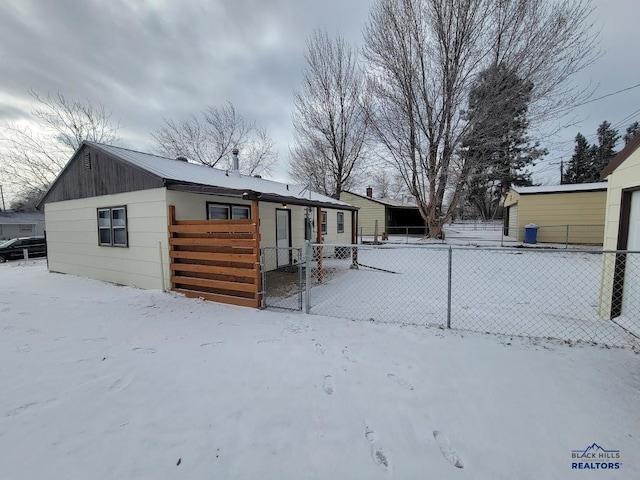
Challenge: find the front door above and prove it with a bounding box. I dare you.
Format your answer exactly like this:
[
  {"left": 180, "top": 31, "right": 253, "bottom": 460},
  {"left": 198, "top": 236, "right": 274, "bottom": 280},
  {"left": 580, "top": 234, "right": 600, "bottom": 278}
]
[
  {"left": 621, "top": 190, "right": 640, "bottom": 334},
  {"left": 276, "top": 209, "right": 291, "bottom": 267}
]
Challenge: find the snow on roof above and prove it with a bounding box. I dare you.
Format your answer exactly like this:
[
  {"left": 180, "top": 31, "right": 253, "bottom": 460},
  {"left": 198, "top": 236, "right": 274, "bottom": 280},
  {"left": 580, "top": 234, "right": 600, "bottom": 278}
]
[
  {"left": 513, "top": 182, "right": 607, "bottom": 194},
  {"left": 86, "top": 142, "right": 353, "bottom": 209}
]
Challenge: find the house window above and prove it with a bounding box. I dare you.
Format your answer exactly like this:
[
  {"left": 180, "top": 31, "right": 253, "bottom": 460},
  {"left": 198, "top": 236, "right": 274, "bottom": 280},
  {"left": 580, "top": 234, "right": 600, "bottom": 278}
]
[
  {"left": 337, "top": 212, "right": 344, "bottom": 233},
  {"left": 321, "top": 211, "right": 327, "bottom": 234},
  {"left": 207, "top": 202, "right": 251, "bottom": 220},
  {"left": 97, "top": 206, "right": 128, "bottom": 247}
]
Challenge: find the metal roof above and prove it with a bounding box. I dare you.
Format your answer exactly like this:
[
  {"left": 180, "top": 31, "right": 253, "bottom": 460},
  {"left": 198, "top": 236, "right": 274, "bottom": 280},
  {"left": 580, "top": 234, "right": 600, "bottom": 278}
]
[
  {"left": 512, "top": 182, "right": 607, "bottom": 194},
  {"left": 86, "top": 142, "right": 354, "bottom": 209}
]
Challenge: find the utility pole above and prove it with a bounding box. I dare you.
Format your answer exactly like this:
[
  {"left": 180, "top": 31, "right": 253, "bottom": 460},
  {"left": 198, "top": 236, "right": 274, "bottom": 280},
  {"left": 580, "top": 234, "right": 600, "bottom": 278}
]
[
  {"left": 559, "top": 159, "right": 563, "bottom": 184},
  {"left": 0, "top": 184, "right": 5, "bottom": 211}
]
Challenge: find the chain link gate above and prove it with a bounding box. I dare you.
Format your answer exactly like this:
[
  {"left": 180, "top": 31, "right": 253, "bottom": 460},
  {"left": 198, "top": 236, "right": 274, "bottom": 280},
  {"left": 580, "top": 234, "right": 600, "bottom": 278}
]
[{"left": 261, "top": 247, "right": 303, "bottom": 310}]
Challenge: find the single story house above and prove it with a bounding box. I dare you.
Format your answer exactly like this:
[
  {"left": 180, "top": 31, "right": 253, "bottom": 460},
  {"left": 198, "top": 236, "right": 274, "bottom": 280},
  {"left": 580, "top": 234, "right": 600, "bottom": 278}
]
[
  {"left": 598, "top": 133, "right": 640, "bottom": 335},
  {"left": 38, "top": 141, "right": 357, "bottom": 308},
  {"left": 503, "top": 183, "right": 607, "bottom": 244},
  {"left": 0, "top": 211, "right": 45, "bottom": 240},
  {"left": 340, "top": 188, "right": 424, "bottom": 238}
]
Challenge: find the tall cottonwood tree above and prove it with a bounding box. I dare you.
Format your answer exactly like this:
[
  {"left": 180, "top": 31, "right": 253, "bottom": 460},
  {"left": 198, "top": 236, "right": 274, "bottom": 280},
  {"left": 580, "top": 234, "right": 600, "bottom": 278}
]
[
  {"left": 153, "top": 102, "right": 277, "bottom": 176},
  {"left": 0, "top": 90, "right": 120, "bottom": 203},
  {"left": 290, "top": 30, "right": 370, "bottom": 199},
  {"left": 363, "top": 0, "right": 598, "bottom": 237}
]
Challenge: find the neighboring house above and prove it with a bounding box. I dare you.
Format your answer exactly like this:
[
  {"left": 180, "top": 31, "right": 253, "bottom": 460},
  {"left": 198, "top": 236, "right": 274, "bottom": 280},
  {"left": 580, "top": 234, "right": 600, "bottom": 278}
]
[
  {"left": 503, "top": 183, "right": 607, "bottom": 244},
  {"left": 38, "top": 141, "right": 357, "bottom": 308},
  {"left": 0, "top": 211, "right": 45, "bottom": 240},
  {"left": 598, "top": 134, "right": 640, "bottom": 335},
  {"left": 340, "top": 188, "right": 424, "bottom": 238}
]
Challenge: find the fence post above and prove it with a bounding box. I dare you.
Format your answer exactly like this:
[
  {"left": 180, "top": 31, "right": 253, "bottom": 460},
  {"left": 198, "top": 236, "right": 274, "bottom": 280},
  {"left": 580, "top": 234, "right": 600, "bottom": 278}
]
[
  {"left": 406, "top": 226, "right": 409, "bottom": 244},
  {"left": 447, "top": 246, "right": 452, "bottom": 329},
  {"left": 565, "top": 224, "right": 569, "bottom": 249},
  {"left": 260, "top": 249, "right": 266, "bottom": 308},
  {"left": 297, "top": 248, "right": 303, "bottom": 311},
  {"left": 305, "top": 241, "right": 311, "bottom": 314}
]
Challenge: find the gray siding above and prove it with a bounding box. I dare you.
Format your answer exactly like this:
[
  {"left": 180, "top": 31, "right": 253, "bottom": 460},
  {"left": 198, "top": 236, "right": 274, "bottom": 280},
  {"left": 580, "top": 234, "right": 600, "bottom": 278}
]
[{"left": 42, "top": 144, "right": 164, "bottom": 204}]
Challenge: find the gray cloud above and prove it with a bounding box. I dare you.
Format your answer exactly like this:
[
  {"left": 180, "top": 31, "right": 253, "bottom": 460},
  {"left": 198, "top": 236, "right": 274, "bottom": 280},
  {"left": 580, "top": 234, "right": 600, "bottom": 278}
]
[{"left": 1, "top": 0, "right": 638, "bottom": 186}]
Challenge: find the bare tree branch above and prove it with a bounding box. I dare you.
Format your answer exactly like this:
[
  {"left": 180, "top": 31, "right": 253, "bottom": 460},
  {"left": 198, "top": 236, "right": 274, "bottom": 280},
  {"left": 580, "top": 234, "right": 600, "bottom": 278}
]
[
  {"left": 0, "top": 90, "right": 120, "bottom": 202},
  {"left": 289, "top": 29, "right": 371, "bottom": 199},
  {"left": 152, "top": 101, "right": 277, "bottom": 175}
]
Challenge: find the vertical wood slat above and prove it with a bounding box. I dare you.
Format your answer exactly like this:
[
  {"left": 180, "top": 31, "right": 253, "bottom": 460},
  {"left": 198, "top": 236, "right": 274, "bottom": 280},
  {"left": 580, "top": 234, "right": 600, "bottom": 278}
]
[
  {"left": 167, "top": 204, "right": 261, "bottom": 308},
  {"left": 252, "top": 199, "right": 262, "bottom": 306}
]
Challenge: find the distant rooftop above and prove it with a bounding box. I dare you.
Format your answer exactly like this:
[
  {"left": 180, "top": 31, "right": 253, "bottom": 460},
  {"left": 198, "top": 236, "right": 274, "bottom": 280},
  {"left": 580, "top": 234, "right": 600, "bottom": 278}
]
[
  {"left": 513, "top": 182, "right": 607, "bottom": 194},
  {"left": 0, "top": 211, "right": 45, "bottom": 224}
]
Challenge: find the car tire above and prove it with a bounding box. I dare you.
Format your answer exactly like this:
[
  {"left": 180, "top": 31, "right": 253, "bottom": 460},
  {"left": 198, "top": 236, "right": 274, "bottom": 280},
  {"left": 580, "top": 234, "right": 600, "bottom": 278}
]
[{"left": 0, "top": 255, "right": 6, "bottom": 263}]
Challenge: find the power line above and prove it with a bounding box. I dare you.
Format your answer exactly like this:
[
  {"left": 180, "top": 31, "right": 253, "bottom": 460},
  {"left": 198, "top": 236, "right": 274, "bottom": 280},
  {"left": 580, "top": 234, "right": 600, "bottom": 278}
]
[{"left": 563, "top": 82, "right": 640, "bottom": 111}]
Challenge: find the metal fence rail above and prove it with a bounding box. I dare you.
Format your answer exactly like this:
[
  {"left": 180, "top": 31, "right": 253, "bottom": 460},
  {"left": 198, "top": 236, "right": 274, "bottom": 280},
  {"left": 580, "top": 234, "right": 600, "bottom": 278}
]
[
  {"left": 261, "top": 247, "right": 303, "bottom": 311},
  {"left": 301, "top": 243, "right": 639, "bottom": 348}
]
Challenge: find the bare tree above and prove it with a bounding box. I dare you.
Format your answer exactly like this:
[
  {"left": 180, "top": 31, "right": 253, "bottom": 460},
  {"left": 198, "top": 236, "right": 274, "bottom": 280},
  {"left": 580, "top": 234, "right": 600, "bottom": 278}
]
[
  {"left": 363, "top": 0, "right": 598, "bottom": 238},
  {"left": 290, "top": 30, "right": 370, "bottom": 199},
  {"left": 371, "top": 168, "right": 409, "bottom": 200},
  {"left": 0, "top": 90, "right": 120, "bottom": 200},
  {"left": 153, "top": 102, "right": 277, "bottom": 175}
]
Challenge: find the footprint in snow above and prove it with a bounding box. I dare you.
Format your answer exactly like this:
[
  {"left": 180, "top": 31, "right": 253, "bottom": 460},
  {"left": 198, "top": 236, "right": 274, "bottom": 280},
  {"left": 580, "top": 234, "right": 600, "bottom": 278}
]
[
  {"left": 315, "top": 342, "right": 325, "bottom": 355},
  {"left": 257, "top": 339, "right": 280, "bottom": 345},
  {"left": 342, "top": 347, "right": 356, "bottom": 363},
  {"left": 323, "top": 375, "right": 334, "bottom": 395},
  {"left": 200, "top": 342, "right": 225, "bottom": 348},
  {"left": 387, "top": 373, "right": 414, "bottom": 391},
  {"left": 433, "top": 430, "right": 464, "bottom": 468},
  {"left": 132, "top": 347, "right": 156, "bottom": 354},
  {"left": 364, "top": 422, "right": 390, "bottom": 472},
  {"left": 109, "top": 373, "right": 134, "bottom": 393},
  {"left": 17, "top": 344, "right": 31, "bottom": 353}
]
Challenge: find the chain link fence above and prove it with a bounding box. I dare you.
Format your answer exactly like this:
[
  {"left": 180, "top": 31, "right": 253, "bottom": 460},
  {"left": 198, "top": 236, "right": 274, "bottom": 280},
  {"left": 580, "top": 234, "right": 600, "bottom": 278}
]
[
  {"left": 535, "top": 224, "right": 605, "bottom": 247},
  {"left": 300, "top": 243, "right": 639, "bottom": 348},
  {"left": 261, "top": 247, "right": 303, "bottom": 311}
]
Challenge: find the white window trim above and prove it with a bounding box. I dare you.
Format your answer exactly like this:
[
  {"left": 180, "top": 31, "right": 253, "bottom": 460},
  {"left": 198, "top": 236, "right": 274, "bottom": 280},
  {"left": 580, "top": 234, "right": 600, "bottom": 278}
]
[{"left": 337, "top": 212, "right": 344, "bottom": 233}]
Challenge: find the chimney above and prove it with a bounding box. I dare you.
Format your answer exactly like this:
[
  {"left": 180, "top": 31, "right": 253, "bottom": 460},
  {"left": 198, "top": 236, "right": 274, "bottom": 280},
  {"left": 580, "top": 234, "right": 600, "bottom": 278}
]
[
  {"left": 232, "top": 148, "right": 239, "bottom": 171},
  {"left": 366, "top": 187, "right": 373, "bottom": 198},
  {"left": 175, "top": 156, "right": 188, "bottom": 162}
]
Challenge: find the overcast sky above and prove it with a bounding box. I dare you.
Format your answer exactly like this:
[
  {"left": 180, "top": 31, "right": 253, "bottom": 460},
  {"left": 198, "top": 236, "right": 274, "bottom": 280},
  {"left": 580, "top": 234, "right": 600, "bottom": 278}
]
[{"left": 1, "top": 0, "right": 639, "bottom": 196}]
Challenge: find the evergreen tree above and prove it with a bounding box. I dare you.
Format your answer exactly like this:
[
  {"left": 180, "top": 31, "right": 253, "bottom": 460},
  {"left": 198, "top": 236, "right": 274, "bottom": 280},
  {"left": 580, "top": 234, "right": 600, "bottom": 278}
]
[
  {"left": 562, "top": 133, "right": 591, "bottom": 184},
  {"left": 462, "top": 63, "right": 544, "bottom": 219},
  {"left": 589, "top": 120, "right": 620, "bottom": 180},
  {"left": 624, "top": 121, "right": 639, "bottom": 144}
]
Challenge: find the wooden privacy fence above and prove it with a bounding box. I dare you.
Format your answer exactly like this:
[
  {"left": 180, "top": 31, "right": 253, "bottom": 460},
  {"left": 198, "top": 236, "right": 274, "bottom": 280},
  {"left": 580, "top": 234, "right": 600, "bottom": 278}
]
[{"left": 168, "top": 205, "right": 261, "bottom": 308}]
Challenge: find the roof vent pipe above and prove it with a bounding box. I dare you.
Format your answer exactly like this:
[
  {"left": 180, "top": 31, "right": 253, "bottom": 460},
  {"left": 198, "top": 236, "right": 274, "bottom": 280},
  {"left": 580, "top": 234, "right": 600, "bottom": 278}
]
[{"left": 232, "top": 148, "right": 239, "bottom": 171}]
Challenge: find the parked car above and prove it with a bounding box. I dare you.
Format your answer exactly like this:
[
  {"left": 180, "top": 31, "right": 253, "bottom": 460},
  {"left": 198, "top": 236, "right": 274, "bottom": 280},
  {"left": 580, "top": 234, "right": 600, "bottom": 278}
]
[{"left": 0, "top": 236, "right": 47, "bottom": 262}]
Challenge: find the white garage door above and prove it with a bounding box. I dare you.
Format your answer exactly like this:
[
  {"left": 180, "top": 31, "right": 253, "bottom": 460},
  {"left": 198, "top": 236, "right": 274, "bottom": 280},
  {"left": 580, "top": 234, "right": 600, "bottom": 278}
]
[
  {"left": 621, "top": 190, "right": 640, "bottom": 335},
  {"left": 508, "top": 205, "right": 518, "bottom": 238}
]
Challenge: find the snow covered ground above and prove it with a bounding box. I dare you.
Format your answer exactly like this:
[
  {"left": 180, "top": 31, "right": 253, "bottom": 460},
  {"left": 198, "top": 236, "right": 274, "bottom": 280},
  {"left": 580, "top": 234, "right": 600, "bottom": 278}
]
[
  {"left": 307, "top": 246, "right": 638, "bottom": 347},
  {"left": 1, "top": 260, "right": 639, "bottom": 479}
]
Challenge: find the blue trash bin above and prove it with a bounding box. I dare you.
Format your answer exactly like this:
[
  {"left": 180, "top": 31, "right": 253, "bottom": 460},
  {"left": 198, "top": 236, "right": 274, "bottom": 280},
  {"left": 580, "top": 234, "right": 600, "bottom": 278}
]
[{"left": 524, "top": 223, "right": 539, "bottom": 244}]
